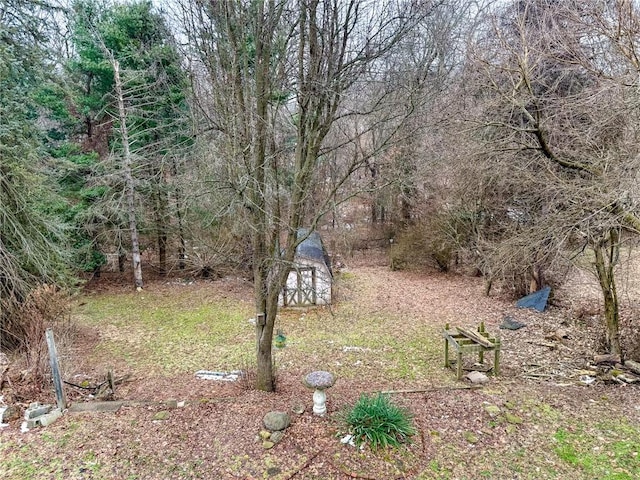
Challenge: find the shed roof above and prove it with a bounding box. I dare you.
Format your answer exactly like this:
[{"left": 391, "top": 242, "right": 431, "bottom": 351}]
[{"left": 296, "top": 229, "right": 332, "bottom": 274}]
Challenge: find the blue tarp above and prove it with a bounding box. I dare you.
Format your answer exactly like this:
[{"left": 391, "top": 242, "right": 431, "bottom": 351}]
[{"left": 516, "top": 286, "right": 551, "bottom": 312}]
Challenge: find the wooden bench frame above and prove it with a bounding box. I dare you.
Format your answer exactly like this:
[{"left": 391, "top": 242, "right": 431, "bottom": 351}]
[{"left": 443, "top": 323, "right": 501, "bottom": 380}]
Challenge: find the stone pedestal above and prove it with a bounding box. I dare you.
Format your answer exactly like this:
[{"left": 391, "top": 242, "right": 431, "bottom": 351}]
[
  {"left": 312, "top": 388, "right": 327, "bottom": 416},
  {"left": 303, "top": 371, "right": 335, "bottom": 417}
]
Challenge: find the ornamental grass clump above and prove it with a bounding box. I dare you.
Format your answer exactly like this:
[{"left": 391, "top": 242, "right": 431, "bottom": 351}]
[{"left": 343, "top": 393, "right": 416, "bottom": 449}]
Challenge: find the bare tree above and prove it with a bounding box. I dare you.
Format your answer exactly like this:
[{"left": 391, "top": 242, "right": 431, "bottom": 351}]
[
  {"left": 181, "top": 0, "right": 432, "bottom": 390},
  {"left": 462, "top": 0, "right": 640, "bottom": 356},
  {"left": 110, "top": 57, "right": 144, "bottom": 290}
]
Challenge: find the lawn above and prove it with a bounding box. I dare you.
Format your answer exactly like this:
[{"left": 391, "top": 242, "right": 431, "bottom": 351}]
[{"left": 1, "top": 266, "right": 639, "bottom": 479}]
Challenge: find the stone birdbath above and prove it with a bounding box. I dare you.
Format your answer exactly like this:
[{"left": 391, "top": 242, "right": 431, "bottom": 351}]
[{"left": 303, "top": 371, "right": 335, "bottom": 416}]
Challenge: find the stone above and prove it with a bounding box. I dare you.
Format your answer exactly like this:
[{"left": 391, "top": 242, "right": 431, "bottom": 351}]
[
  {"left": 26, "top": 418, "right": 40, "bottom": 429},
  {"left": 270, "top": 430, "right": 285, "bottom": 444},
  {"left": 24, "top": 403, "right": 52, "bottom": 420},
  {"left": 505, "top": 413, "right": 523, "bottom": 425},
  {"left": 68, "top": 401, "right": 123, "bottom": 413},
  {"left": 291, "top": 402, "right": 305, "bottom": 415},
  {"left": 39, "top": 408, "right": 62, "bottom": 427},
  {"left": 483, "top": 404, "right": 501, "bottom": 417},
  {"left": 153, "top": 410, "right": 170, "bottom": 421},
  {"left": 259, "top": 430, "right": 271, "bottom": 440},
  {"left": 466, "top": 371, "right": 489, "bottom": 384},
  {"left": 464, "top": 431, "right": 479, "bottom": 444},
  {"left": 263, "top": 411, "right": 290, "bottom": 431},
  {"left": 262, "top": 441, "right": 275, "bottom": 449},
  {"left": 0, "top": 405, "right": 20, "bottom": 422},
  {"left": 500, "top": 316, "right": 526, "bottom": 330}
]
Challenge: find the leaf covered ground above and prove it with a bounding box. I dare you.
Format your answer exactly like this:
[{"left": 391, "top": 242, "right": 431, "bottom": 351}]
[{"left": 1, "top": 252, "right": 639, "bottom": 479}]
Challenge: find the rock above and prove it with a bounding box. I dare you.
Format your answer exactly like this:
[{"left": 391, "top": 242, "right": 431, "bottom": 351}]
[
  {"left": 466, "top": 371, "right": 489, "bottom": 384},
  {"left": 291, "top": 402, "right": 305, "bottom": 415},
  {"left": 625, "top": 360, "right": 640, "bottom": 375},
  {"left": 263, "top": 411, "right": 290, "bottom": 431},
  {"left": 153, "top": 410, "right": 170, "bottom": 421},
  {"left": 464, "top": 431, "right": 479, "bottom": 444},
  {"left": 483, "top": 404, "right": 501, "bottom": 417},
  {"left": 0, "top": 405, "right": 20, "bottom": 422},
  {"left": 340, "top": 434, "right": 355, "bottom": 446},
  {"left": 500, "top": 316, "right": 526, "bottom": 330},
  {"left": 593, "top": 354, "right": 621, "bottom": 365},
  {"left": 259, "top": 430, "right": 271, "bottom": 440},
  {"left": 505, "top": 413, "right": 523, "bottom": 424},
  {"left": 270, "top": 430, "right": 285, "bottom": 444},
  {"left": 262, "top": 441, "right": 275, "bottom": 449}
]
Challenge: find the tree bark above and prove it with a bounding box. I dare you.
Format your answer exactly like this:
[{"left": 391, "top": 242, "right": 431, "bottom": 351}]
[
  {"left": 171, "top": 158, "right": 186, "bottom": 271},
  {"left": 593, "top": 230, "right": 621, "bottom": 356},
  {"left": 113, "top": 59, "right": 143, "bottom": 290},
  {"left": 253, "top": 0, "right": 276, "bottom": 392}
]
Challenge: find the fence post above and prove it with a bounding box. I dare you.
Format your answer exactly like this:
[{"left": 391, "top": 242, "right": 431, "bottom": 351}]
[{"left": 45, "top": 329, "right": 67, "bottom": 410}]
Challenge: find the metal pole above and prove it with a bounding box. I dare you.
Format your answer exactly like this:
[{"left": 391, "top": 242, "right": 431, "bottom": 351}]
[{"left": 45, "top": 329, "right": 67, "bottom": 410}]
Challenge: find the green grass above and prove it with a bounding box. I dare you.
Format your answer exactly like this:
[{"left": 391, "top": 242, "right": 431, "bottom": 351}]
[
  {"left": 553, "top": 423, "right": 640, "bottom": 480},
  {"left": 274, "top": 304, "right": 443, "bottom": 381},
  {"left": 75, "top": 292, "right": 253, "bottom": 374},
  {"left": 0, "top": 442, "right": 65, "bottom": 479}
]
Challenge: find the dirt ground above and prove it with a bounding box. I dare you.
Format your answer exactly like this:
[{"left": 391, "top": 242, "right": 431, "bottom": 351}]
[{"left": 1, "top": 250, "right": 639, "bottom": 479}]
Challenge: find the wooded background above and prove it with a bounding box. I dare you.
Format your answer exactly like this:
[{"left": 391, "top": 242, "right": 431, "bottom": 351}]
[{"left": 3, "top": 0, "right": 640, "bottom": 390}]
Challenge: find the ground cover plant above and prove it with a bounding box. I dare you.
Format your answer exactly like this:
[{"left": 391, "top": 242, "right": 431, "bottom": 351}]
[
  {"left": 1, "top": 260, "right": 639, "bottom": 479},
  {"left": 342, "top": 392, "right": 416, "bottom": 449}
]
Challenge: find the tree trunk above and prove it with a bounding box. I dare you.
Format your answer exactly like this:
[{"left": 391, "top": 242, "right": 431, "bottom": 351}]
[
  {"left": 593, "top": 230, "right": 621, "bottom": 356},
  {"left": 113, "top": 59, "right": 143, "bottom": 290},
  {"left": 171, "top": 158, "right": 186, "bottom": 271},
  {"left": 255, "top": 293, "right": 277, "bottom": 392},
  {"left": 118, "top": 247, "right": 126, "bottom": 273},
  {"left": 253, "top": 0, "right": 275, "bottom": 392},
  {"left": 152, "top": 178, "right": 168, "bottom": 276}
]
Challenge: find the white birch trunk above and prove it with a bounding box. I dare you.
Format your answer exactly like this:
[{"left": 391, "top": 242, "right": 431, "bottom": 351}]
[{"left": 113, "top": 60, "right": 143, "bottom": 290}]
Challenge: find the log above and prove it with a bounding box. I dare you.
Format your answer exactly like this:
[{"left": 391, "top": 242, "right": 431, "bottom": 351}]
[
  {"left": 527, "top": 340, "right": 557, "bottom": 349},
  {"left": 456, "top": 327, "right": 494, "bottom": 348},
  {"left": 593, "top": 354, "right": 621, "bottom": 365},
  {"left": 379, "top": 385, "right": 482, "bottom": 394},
  {"left": 107, "top": 370, "right": 116, "bottom": 396},
  {"left": 625, "top": 360, "right": 640, "bottom": 375}
]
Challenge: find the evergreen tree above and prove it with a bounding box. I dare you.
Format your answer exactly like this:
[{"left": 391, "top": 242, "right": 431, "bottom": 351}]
[
  {"left": 68, "top": 0, "right": 192, "bottom": 283},
  {"left": 0, "top": 0, "right": 73, "bottom": 348}
]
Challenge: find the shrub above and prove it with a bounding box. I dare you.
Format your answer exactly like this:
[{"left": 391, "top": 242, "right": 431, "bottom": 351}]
[
  {"left": 342, "top": 393, "right": 416, "bottom": 449},
  {"left": 8, "top": 285, "right": 74, "bottom": 389}
]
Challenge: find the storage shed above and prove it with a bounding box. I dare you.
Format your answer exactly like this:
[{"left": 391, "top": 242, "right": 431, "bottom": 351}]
[{"left": 280, "top": 229, "right": 333, "bottom": 306}]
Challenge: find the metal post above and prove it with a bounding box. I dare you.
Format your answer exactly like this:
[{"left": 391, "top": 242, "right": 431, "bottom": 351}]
[{"left": 45, "top": 329, "right": 67, "bottom": 410}]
